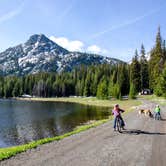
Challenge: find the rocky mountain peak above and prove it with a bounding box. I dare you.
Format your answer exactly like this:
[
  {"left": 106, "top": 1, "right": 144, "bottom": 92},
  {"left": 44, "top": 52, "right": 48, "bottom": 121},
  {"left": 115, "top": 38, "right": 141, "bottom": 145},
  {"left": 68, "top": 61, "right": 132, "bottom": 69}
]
[{"left": 25, "top": 34, "right": 49, "bottom": 45}]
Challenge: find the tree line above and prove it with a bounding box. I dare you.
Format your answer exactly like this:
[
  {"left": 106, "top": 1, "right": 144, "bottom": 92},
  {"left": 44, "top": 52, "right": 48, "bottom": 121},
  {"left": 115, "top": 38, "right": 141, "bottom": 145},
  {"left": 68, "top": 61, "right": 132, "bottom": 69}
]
[
  {"left": 0, "top": 27, "right": 166, "bottom": 99},
  {"left": 0, "top": 63, "right": 129, "bottom": 99},
  {"left": 130, "top": 27, "right": 166, "bottom": 98}
]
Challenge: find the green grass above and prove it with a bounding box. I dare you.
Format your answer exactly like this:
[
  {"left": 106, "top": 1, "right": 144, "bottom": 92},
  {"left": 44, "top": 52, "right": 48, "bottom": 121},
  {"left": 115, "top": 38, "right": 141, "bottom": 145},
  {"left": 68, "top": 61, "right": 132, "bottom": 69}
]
[
  {"left": 0, "top": 97, "right": 141, "bottom": 161},
  {"left": 138, "top": 95, "right": 166, "bottom": 106}
]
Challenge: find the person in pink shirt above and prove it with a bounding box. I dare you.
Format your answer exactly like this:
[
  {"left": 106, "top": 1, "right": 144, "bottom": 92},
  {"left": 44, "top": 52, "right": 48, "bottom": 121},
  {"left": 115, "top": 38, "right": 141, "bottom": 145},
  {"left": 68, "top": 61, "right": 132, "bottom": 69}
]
[{"left": 112, "top": 104, "right": 125, "bottom": 131}]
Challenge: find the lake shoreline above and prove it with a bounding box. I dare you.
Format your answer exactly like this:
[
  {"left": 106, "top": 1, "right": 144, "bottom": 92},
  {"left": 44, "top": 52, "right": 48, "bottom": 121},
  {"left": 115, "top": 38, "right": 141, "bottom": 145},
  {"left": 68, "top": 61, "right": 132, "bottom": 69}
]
[{"left": 15, "top": 97, "right": 141, "bottom": 110}]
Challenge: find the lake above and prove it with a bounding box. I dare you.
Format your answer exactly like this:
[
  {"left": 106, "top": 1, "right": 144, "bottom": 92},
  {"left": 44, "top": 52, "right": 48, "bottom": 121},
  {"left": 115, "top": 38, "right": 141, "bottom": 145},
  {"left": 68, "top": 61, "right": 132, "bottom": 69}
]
[{"left": 0, "top": 99, "right": 110, "bottom": 148}]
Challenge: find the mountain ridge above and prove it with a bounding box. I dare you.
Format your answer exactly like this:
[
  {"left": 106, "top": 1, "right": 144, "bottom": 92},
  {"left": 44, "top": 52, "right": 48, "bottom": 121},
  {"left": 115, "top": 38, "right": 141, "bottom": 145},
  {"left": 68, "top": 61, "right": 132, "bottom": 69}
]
[{"left": 0, "top": 34, "right": 124, "bottom": 76}]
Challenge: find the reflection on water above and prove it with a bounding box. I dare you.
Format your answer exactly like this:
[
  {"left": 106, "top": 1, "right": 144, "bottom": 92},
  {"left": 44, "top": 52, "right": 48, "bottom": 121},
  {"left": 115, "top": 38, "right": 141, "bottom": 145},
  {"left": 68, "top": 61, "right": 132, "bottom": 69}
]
[{"left": 0, "top": 99, "right": 110, "bottom": 147}]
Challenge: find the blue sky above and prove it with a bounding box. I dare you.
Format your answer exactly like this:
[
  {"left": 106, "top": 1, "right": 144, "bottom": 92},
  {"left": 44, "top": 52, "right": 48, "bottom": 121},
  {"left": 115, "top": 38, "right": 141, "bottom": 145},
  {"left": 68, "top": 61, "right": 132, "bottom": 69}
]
[{"left": 0, "top": 0, "right": 166, "bottom": 61}]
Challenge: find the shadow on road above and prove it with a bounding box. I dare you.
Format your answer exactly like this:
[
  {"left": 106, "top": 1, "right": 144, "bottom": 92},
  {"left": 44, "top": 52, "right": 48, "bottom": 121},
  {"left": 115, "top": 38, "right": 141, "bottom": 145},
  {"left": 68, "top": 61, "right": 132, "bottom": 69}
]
[
  {"left": 161, "top": 118, "right": 166, "bottom": 121},
  {"left": 122, "top": 129, "right": 166, "bottom": 135}
]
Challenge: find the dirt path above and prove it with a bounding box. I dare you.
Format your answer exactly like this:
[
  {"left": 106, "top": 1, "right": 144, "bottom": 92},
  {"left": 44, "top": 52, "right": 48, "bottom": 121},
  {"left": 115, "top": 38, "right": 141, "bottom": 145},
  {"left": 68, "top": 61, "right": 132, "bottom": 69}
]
[{"left": 1, "top": 100, "right": 166, "bottom": 166}]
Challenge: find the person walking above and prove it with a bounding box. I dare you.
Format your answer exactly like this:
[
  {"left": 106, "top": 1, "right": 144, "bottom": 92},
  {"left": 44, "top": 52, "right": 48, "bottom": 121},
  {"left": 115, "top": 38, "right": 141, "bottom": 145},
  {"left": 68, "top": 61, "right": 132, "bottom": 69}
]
[{"left": 154, "top": 105, "right": 161, "bottom": 120}]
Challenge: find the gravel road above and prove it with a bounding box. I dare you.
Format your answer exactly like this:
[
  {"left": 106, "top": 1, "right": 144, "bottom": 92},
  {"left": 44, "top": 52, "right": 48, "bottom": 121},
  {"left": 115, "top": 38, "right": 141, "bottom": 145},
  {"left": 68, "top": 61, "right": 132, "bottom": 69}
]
[{"left": 1, "top": 100, "right": 166, "bottom": 166}]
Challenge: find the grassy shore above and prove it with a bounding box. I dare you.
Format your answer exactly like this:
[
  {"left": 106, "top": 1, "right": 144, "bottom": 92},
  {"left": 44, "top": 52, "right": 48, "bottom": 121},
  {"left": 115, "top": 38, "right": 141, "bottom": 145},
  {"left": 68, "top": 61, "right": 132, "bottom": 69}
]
[
  {"left": 17, "top": 97, "right": 141, "bottom": 110},
  {"left": 138, "top": 95, "right": 166, "bottom": 106},
  {"left": 0, "top": 97, "right": 141, "bottom": 161}
]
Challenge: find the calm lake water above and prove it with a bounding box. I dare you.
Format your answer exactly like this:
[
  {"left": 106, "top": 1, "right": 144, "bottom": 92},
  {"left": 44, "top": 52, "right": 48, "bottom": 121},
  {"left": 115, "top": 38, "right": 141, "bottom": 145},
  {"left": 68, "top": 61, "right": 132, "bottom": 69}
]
[{"left": 0, "top": 99, "right": 110, "bottom": 148}]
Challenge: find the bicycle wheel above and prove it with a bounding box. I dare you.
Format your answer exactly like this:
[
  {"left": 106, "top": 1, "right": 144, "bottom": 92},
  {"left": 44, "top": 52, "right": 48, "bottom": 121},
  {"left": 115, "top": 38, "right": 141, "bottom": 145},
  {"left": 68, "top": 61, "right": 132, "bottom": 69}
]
[{"left": 116, "top": 118, "right": 122, "bottom": 133}]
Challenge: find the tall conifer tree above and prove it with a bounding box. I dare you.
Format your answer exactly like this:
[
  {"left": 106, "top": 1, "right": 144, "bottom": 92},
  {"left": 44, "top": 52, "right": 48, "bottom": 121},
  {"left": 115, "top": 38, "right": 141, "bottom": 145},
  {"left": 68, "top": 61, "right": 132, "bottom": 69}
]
[
  {"left": 149, "top": 27, "right": 163, "bottom": 90},
  {"left": 130, "top": 49, "right": 141, "bottom": 93},
  {"left": 140, "top": 44, "right": 149, "bottom": 90}
]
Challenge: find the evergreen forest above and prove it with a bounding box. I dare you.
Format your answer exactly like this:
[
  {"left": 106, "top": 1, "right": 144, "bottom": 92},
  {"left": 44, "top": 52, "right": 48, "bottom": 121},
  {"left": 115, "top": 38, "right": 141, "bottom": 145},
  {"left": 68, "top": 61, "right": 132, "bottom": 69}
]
[{"left": 0, "top": 27, "right": 166, "bottom": 99}]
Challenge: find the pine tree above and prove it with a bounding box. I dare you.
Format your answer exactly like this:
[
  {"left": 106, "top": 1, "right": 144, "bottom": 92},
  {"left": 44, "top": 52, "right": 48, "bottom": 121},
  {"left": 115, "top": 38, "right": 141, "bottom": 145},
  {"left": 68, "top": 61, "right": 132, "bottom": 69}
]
[
  {"left": 149, "top": 27, "right": 163, "bottom": 90},
  {"left": 12, "top": 79, "right": 23, "bottom": 97},
  {"left": 33, "top": 79, "right": 47, "bottom": 97},
  {"left": 162, "top": 40, "right": 166, "bottom": 57},
  {"left": 117, "top": 64, "right": 130, "bottom": 95},
  {"left": 112, "top": 83, "right": 121, "bottom": 99},
  {"left": 83, "top": 71, "right": 91, "bottom": 96},
  {"left": 46, "top": 77, "right": 53, "bottom": 97},
  {"left": 140, "top": 44, "right": 149, "bottom": 90},
  {"left": 129, "top": 82, "right": 136, "bottom": 99},
  {"left": 157, "top": 64, "right": 166, "bottom": 97},
  {"left": 90, "top": 71, "right": 98, "bottom": 96},
  {"left": 96, "top": 79, "right": 108, "bottom": 99},
  {"left": 4, "top": 77, "right": 15, "bottom": 97},
  {"left": 130, "top": 49, "right": 141, "bottom": 93},
  {"left": 12, "top": 81, "right": 20, "bottom": 97},
  {"left": 75, "top": 80, "right": 82, "bottom": 96},
  {"left": 108, "top": 77, "right": 114, "bottom": 98},
  {"left": 0, "top": 77, "right": 4, "bottom": 97}
]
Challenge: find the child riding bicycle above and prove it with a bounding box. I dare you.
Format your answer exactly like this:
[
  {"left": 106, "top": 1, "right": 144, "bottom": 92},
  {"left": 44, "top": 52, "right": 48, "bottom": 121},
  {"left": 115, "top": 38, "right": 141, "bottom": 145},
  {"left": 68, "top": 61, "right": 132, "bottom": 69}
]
[{"left": 112, "top": 104, "right": 125, "bottom": 131}]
